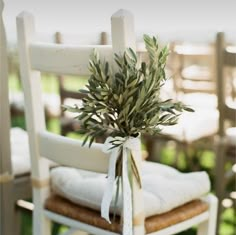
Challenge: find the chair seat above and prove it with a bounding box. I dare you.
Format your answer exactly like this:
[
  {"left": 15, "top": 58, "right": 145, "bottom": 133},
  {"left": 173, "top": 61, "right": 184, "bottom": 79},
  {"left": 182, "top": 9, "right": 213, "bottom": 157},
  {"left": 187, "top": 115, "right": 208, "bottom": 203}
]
[
  {"left": 161, "top": 108, "right": 219, "bottom": 143},
  {"left": 45, "top": 194, "right": 208, "bottom": 233},
  {"left": 50, "top": 161, "right": 210, "bottom": 217}
]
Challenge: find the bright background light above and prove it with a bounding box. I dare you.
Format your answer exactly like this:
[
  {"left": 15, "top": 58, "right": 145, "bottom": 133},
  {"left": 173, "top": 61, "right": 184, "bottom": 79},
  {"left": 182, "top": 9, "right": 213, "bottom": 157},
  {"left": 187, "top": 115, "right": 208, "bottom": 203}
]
[{"left": 3, "top": 0, "right": 236, "bottom": 45}]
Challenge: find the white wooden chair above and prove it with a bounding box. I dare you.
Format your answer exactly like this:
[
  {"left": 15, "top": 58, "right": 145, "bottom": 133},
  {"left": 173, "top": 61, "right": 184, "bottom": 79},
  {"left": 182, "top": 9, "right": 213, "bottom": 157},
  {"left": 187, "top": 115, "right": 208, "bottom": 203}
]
[
  {"left": 17, "top": 9, "right": 218, "bottom": 235},
  {"left": 215, "top": 32, "right": 236, "bottom": 228},
  {"left": 0, "top": 1, "right": 32, "bottom": 235}
]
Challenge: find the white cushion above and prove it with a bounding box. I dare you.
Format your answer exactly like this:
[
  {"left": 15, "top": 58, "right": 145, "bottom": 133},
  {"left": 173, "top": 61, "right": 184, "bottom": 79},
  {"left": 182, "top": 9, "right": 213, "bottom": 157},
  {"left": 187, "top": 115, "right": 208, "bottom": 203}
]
[
  {"left": 11, "top": 128, "right": 57, "bottom": 176},
  {"left": 161, "top": 108, "right": 219, "bottom": 143},
  {"left": 11, "top": 127, "right": 31, "bottom": 176},
  {"left": 51, "top": 161, "right": 210, "bottom": 217},
  {"left": 180, "top": 93, "right": 217, "bottom": 109}
]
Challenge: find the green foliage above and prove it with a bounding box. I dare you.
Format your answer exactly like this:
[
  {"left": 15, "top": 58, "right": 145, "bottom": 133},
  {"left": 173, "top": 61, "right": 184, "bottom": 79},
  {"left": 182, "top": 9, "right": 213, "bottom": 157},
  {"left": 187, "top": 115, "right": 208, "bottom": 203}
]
[{"left": 64, "top": 35, "right": 193, "bottom": 147}]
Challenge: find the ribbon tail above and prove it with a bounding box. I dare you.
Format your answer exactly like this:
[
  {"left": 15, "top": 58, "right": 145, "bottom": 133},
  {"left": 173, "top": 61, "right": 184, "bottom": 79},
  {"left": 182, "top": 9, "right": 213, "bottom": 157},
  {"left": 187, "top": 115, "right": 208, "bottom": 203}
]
[
  {"left": 101, "top": 148, "right": 119, "bottom": 223},
  {"left": 122, "top": 147, "right": 133, "bottom": 235}
]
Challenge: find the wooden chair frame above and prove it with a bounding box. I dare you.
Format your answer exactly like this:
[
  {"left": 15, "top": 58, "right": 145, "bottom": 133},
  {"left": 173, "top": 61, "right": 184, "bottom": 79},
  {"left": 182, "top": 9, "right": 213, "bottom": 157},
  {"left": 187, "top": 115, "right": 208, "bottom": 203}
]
[
  {"left": 215, "top": 32, "right": 236, "bottom": 228},
  {"left": 17, "top": 9, "right": 217, "bottom": 235},
  {"left": 0, "top": 2, "right": 31, "bottom": 235}
]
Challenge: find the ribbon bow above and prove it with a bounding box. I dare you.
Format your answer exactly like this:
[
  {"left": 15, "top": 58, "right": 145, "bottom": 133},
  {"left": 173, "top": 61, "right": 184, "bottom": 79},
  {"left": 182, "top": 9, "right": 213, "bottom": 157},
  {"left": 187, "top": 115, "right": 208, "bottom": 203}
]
[{"left": 102, "top": 136, "right": 142, "bottom": 235}]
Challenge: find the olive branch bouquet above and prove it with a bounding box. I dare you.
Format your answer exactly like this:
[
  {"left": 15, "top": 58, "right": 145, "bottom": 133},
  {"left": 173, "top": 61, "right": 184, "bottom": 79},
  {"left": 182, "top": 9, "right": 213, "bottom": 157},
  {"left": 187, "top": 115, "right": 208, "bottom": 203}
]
[
  {"left": 64, "top": 35, "right": 193, "bottom": 209},
  {"left": 64, "top": 35, "right": 193, "bottom": 145}
]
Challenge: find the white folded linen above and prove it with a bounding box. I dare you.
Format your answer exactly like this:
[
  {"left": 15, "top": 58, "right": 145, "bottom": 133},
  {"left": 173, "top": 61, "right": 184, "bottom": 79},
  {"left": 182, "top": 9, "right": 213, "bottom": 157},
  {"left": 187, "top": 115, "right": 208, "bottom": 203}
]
[
  {"left": 51, "top": 161, "right": 210, "bottom": 217},
  {"left": 10, "top": 127, "right": 56, "bottom": 176}
]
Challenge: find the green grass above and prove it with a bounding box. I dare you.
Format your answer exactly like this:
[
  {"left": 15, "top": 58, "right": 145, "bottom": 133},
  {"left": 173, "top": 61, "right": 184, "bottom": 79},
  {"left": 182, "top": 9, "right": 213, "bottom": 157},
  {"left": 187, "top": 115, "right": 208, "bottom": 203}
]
[
  {"left": 9, "top": 73, "right": 88, "bottom": 94},
  {"left": 9, "top": 74, "right": 236, "bottom": 235},
  {"left": 220, "top": 209, "right": 236, "bottom": 235}
]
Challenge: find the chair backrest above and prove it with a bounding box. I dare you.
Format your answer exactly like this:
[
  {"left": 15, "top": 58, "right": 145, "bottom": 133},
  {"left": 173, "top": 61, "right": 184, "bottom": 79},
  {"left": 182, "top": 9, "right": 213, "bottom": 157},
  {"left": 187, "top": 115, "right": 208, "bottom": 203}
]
[
  {"left": 172, "top": 41, "right": 216, "bottom": 95},
  {"left": 216, "top": 32, "right": 236, "bottom": 136},
  {"left": 17, "top": 9, "right": 145, "bottom": 234},
  {"left": 17, "top": 11, "right": 113, "bottom": 178}
]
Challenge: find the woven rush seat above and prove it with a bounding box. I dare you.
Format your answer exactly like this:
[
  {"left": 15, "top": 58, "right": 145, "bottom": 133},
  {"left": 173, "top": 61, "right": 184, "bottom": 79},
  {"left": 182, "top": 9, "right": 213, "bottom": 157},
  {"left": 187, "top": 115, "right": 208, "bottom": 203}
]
[
  {"left": 45, "top": 194, "right": 208, "bottom": 233},
  {"left": 50, "top": 162, "right": 210, "bottom": 216}
]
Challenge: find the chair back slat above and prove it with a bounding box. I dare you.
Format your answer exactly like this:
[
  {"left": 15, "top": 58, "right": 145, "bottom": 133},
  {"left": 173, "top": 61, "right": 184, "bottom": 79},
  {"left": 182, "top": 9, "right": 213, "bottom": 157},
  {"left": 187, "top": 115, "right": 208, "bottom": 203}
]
[
  {"left": 30, "top": 42, "right": 112, "bottom": 76},
  {"left": 38, "top": 131, "right": 109, "bottom": 173}
]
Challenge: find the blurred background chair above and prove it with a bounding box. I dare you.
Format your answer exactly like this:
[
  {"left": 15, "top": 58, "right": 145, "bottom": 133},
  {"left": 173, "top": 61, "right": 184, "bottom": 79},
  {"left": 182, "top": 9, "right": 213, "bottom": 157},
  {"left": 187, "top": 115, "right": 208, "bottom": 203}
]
[
  {"left": 143, "top": 41, "right": 219, "bottom": 171},
  {"left": 172, "top": 42, "right": 216, "bottom": 96},
  {"left": 215, "top": 32, "right": 236, "bottom": 230},
  {"left": 0, "top": 2, "right": 31, "bottom": 235},
  {"left": 54, "top": 31, "right": 109, "bottom": 136},
  {"left": 8, "top": 48, "right": 61, "bottom": 124}
]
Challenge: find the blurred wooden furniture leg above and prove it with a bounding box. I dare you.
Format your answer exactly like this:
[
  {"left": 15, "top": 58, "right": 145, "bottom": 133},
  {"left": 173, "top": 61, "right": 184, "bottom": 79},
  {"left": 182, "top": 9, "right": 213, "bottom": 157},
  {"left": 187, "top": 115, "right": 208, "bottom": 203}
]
[
  {"left": 0, "top": 2, "right": 15, "bottom": 234},
  {"left": 215, "top": 32, "right": 236, "bottom": 233},
  {"left": 0, "top": 1, "right": 32, "bottom": 235}
]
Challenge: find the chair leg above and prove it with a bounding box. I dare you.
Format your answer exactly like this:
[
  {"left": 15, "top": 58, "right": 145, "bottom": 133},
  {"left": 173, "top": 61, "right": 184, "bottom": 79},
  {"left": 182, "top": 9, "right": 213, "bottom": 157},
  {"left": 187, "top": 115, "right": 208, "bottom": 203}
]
[
  {"left": 33, "top": 208, "right": 51, "bottom": 235},
  {"left": 214, "top": 137, "right": 227, "bottom": 231},
  {"left": 197, "top": 194, "right": 218, "bottom": 235},
  {"left": 33, "top": 189, "right": 51, "bottom": 235},
  {"left": 14, "top": 207, "right": 22, "bottom": 235},
  {"left": 0, "top": 183, "right": 15, "bottom": 235},
  {"left": 145, "top": 137, "right": 156, "bottom": 161}
]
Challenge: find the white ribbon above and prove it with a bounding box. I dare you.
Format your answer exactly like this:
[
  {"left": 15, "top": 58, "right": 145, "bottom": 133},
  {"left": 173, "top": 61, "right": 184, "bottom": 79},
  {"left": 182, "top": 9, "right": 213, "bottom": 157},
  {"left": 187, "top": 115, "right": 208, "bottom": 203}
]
[{"left": 102, "top": 136, "right": 141, "bottom": 235}]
